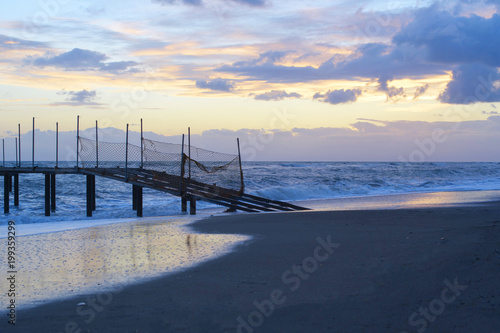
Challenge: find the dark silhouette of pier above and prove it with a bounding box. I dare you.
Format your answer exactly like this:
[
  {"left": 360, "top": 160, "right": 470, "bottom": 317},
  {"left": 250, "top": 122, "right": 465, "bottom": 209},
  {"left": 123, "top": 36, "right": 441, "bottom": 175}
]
[{"left": 1, "top": 117, "right": 308, "bottom": 217}]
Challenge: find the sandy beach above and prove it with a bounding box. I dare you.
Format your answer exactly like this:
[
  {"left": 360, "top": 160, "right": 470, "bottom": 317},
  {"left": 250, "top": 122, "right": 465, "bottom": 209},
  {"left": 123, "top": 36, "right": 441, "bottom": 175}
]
[{"left": 4, "top": 197, "right": 500, "bottom": 332}]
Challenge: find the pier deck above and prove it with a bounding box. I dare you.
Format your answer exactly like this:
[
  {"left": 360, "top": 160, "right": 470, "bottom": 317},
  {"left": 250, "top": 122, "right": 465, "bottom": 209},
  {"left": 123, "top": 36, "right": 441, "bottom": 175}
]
[{"left": 1, "top": 117, "right": 308, "bottom": 218}]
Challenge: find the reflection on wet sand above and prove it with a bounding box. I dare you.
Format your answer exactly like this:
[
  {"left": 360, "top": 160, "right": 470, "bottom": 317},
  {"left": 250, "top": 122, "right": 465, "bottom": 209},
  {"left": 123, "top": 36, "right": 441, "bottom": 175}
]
[{"left": 4, "top": 218, "right": 249, "bottom": 311}]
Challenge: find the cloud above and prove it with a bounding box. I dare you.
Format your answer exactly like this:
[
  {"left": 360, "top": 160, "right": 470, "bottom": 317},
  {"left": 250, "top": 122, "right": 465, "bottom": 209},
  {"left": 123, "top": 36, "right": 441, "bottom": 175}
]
[
  {"left": 54, "top": 89, "right": 102, "bottom": 106},
  {"left": 482, "top": 110, "right": 499, "bottom": 115},
  {"left": 27, "top": 48, "right": 139, "bottom": 73},
  {"left": 0, "top": 34, "right": 46, "bottom": 50},
  {"left": 377, "top": 77, "right": 406, "bottom": 103},
  {"left": 216, "top": 5, "right": 500, "bottom": 104},
  {"left": 232, "top": 51, "right": 290, "bottom": 68},
  {"left": 254, "top": 90, "right": 301, "bottom": 101},
  {"left": 152, "top": 0, "right": 265, "bottom": 6},
  {"left": 438, "top": 63, "right": 500, "bottom": 104},
  {"left": 196, "top": 117, "right": 500, "bottom": 161},
  {"left": 231, "top": 0, "right": 266, "bottom": 6},
  {"left": 393, "top": 7, "right": 500, "bottom": 67},
  {"left": 313, "top": 89, "right": 362, "bottom": 105},
  {"left": 101, "top": 61, "right": 141, "bottom": 73},
  {"left": 152, "top": 0, "right": 202, "bottom": 5},
  {"left": 413, "top": 84, "right": 430, "bottom": 100},
  {"left": 196, "top": 78, "right": 235, "bottom": 92},
  {"left": 218, "top": 41, "right": 443, "bottom": 84}
]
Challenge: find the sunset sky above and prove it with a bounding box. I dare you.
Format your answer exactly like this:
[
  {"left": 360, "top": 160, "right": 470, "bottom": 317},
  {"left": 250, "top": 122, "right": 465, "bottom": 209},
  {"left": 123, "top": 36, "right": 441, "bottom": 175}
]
[{"left": 1, "top": 0, "right": 500, "bottom": 161}]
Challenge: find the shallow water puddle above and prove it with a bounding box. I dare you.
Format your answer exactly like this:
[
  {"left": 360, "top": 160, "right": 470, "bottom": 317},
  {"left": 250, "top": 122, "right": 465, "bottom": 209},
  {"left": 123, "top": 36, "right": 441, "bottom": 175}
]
[{"left": 0, "top": 217, "right": 250, "bottom": 312}]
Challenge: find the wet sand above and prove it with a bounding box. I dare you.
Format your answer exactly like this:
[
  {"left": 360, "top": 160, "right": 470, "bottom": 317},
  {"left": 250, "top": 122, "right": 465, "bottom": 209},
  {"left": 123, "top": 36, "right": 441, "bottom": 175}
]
[{"left": 4, "top": 201, "right": 500, "bottom": 332}]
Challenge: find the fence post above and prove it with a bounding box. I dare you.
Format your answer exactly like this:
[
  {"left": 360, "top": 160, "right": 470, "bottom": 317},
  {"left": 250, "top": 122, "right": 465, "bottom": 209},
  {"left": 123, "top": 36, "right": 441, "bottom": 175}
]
[
  {"left": 180, "top": 134, "right": 185, "bottom": 196},
  {"left": 76, "top": 115, "right": 80, "bottom": 168},
  {"left": 15, "top": 138, "right": 18, "bottom": 167},
  {"left": 2, "top": 139, "right": 4, "bottom": 168},
  {"left": 96, "top": 120, "right": 99, "bottom": 168},
  {"left": 32, "top": 117, "right": 35, "bottom": 169},
  {"left": 44, "top": 173, "right": 50, "bottom": 216},
  {"left": 18, "top": 124, "right": 21, "bottom": 167},
  {"left": 140, "top": 118, "right": 144, "bottom": 169},
  {"left": 188, "top": 127, "right": 191, "bottom": 179},
  {"left": 56, "top": 122, "right": 59, "bottom": 168},
  {"left": 125, "top": 123, "right": 129, "bottom": 181},
  {"left": 237, "top": 138, "right": 244, "bottom": 193}
]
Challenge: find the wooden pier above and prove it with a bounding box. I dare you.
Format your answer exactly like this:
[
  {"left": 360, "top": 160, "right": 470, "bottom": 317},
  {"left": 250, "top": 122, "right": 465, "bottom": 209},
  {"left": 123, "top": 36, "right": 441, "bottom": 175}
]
[{"left": 0, "top": 118, "right": 308, "bottom": 218}]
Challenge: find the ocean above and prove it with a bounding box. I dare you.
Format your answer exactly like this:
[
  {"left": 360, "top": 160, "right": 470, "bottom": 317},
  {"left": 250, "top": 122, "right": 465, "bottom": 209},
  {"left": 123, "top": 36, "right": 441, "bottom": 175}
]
[{"left": 1, "top": 161, "right": 500, "bottom": 232}]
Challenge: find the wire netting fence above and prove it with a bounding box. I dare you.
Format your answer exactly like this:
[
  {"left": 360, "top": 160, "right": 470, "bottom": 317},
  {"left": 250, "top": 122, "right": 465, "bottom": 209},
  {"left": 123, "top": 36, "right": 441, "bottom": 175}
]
[{"left": 78, "top": 136, "right": 243, "bottom": 193}]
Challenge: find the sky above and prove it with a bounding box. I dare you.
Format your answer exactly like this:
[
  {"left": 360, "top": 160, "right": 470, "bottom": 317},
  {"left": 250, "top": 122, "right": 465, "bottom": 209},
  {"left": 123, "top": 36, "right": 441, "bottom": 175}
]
[{"left": 1, "top": 0, "right": 500, "bottom": 161}]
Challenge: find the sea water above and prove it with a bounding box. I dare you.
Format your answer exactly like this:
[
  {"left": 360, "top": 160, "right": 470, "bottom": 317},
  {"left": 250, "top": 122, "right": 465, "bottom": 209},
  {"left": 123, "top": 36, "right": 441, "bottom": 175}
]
[{"left": 1, "top": 161, "right": 500, "bottom": 233}]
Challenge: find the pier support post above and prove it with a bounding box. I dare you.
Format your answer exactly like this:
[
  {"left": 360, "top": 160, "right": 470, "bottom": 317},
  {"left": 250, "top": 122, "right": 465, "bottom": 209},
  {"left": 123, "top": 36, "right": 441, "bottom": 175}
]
[
  {"left": 133, "top": 185, "right": 138, "bottom": 211},
  {"left": 9, "top": 175, "right": 13, "bottom": 193},
  {"left": 181, "top": 197, "right": 187, "bottom": 212},
  {"left": 189, "top": 197, "right": 196, "bottom": 215},
  {"left": 132, "top": 185, "right": 143, "bottom": 217},
  {"left": 137, "top": 186, "right": 143, "bottom": 217},
  {"left": 91, "top": 175, "right": 96, "bottom": 211},
  {"left": 14, "top": 174, "right": 19, "bottom": 207},
  {"left": 50, "top": 174, "right": 56, "bottom": 211},
  {"left": 4, "top": 173, "right": 9, "bottom": 214},
  {"left": 44, "top": 174, "right": 50, "bottom": 216},
  {"left": 86, "top": 175, "right": 93, "bottom": 217}
]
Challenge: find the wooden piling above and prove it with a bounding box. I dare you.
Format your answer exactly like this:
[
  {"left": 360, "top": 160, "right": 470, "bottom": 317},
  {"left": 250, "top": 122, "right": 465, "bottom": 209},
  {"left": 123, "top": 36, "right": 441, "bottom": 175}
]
[
  {"left": 86, "top": 174, "right": 92, "bottom": 217},
  {"left": 91, "top": 175, "right": 96, "bottom": 211},
  {"left": 13, "top": 174, "right": 19, "bottom": 207},
  {"left": 44, "top": 174, "right": 50, "bottom": 216},
  {"left": 4, "top": 173, "right": 9, "bottom": 214},
  {"left": 181, "top": 197, "right": 187, "bottom": 212},
  {"left": 190, "top": 197, "right": 196, "bottom": 215},
  {"left": 50, "top": 174, "right": 56, "bottom": 211},
  {"left": 137, "top": 186, "right": 143, "bottom": 217},
  {"left": 133, "top": 185, "right": 138, "bottom": 210}
]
